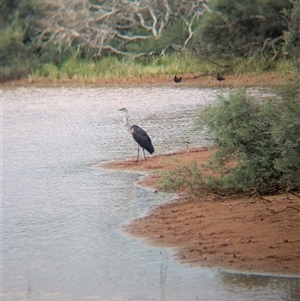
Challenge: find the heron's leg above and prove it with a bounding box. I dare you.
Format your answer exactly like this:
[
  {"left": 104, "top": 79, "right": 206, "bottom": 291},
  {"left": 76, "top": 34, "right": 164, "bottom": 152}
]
[
  {"left": 137, "top": 144, "right": 140, "bottom": 162},
  {"left": 142, "top": 148, "right": 146, "bottom": 160}
]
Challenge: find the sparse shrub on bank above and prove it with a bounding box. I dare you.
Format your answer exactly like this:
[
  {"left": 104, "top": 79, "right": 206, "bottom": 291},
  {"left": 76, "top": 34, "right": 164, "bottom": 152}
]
[
  {"left": 271, "top": 84, "right": 300, "bottom": 191},
  {"left": 159, "top": 87, "right": 300, "bottom": 196}
]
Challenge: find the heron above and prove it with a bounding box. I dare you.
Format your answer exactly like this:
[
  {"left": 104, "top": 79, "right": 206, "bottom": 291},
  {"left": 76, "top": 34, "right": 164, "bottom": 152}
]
[
  {"left": 174, "top": 75, "right": 182, "bottom": 83},
  {"left": 183, "top": 140, "right": 191, "bottom": 151},
  {"left": 119, "top": 107, "right": 154, "bottom": 161}
]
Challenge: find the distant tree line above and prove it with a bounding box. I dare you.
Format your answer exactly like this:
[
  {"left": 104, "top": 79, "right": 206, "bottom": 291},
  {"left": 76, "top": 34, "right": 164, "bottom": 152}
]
[{"left": 0, "top": 0, "right": 296, "bottom": 79}]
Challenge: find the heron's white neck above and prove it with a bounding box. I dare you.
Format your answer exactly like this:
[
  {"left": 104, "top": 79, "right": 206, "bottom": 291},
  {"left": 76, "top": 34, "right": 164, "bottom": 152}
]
[{"left": 123, "top": 111, "right": 132, "bottom": 134}]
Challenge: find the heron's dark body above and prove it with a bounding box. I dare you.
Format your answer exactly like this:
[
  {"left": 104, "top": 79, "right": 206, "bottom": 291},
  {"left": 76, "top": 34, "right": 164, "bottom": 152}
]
[
  {"left": 131, "top": 124, "right": 154, "bottom": 154},
  {"left": 216, "top": 73, "right": 225, "bottom": 82},
  {"left": 119, "top": 107, "right": 154, "bottom": 161},
  {"left": 174, "top": 75, "right": 182, "bottom": 83}
]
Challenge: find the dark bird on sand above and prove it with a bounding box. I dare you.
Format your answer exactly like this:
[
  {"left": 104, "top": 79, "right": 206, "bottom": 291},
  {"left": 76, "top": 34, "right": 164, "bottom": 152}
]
[
  {"left": 119, "top": 107, "right": 154, "bottom": 161},
  {"left": 216, "top": 73, "right": 225, "bottom": 82},
  {"left": 174, "top": 75, "right": 182, "bottom": 83}
]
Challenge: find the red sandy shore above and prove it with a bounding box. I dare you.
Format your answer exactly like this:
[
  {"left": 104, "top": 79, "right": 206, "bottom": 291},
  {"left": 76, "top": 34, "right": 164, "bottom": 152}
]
[
  {"left": 0, "top": 71, "right": 289, "bottom": 89},
  {"left": 102, "top": 147, "right": 300, "bottom": 276}
]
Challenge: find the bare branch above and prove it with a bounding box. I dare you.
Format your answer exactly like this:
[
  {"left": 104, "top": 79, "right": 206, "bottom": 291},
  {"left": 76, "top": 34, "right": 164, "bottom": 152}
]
[
  {"left": 182, "top": 10, "right": 204, "bottom": 49},
  {"left": 33, "top": 0, "right": 207, "bottom": 58}
]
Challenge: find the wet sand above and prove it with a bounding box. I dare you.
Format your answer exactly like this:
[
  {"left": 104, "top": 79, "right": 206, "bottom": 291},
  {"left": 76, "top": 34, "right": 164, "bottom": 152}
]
[{"left": 102, "top": 148, "right": 300, "bottom": 276}]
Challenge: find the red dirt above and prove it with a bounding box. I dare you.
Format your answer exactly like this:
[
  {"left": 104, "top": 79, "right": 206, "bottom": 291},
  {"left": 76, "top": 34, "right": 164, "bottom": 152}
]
[
  {"left": 0, "top": 71, "right": 289, "bottom": 88},
  {"left": 102, "top": 147, "right": 300, "bottom": 276}
]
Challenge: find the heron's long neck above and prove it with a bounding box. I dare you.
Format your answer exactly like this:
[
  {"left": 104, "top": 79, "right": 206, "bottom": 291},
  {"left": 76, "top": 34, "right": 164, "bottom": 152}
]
[{"left": 123, "top": 112, "right": 132, "bottom": 134}]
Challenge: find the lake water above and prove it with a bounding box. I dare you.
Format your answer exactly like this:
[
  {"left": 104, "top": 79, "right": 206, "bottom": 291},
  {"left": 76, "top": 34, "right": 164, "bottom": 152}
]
[{"left": 2, "top": 86, "right": 299, "bottom": 301}]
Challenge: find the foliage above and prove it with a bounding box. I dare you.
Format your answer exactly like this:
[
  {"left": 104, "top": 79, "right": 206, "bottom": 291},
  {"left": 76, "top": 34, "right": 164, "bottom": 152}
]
[
  {"left": 203, "top": 87, "right": 300, "bottom": 194},
  {"left": 194, "top": 0, "right": 292, "bottom": 65},
  {"left": 159, "top": 161, "right": 206, "bottom": 196},
  {"left": 284, "top": 0, "right": 300, "bottom": 74},
  {"left": 160, "top": 88, "right": 300, "bottom": 195},
  {"left": 0, "top": 24, "right": 34, "bottom": 79},
  {"left": 0, "top": 0, "right": 41, "bottom": 78},
  {"left": 275, "top": 1, "right": 300, "bottom": 189},
  {"left": 271, "top": 84, "right": 300, "bottom": 190},
  {"left": 125, "top": 19, "right": 188, "bottom": 55},
  {"left": 0, "top": 0, "right": 295, "bottom": 80},
  {"left": 29, "top": 52, "right": 210, "bottom": 80}
]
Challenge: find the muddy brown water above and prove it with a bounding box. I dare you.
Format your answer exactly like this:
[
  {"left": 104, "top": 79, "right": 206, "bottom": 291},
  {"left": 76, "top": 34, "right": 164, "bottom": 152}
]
[{"left": 2, "top": 86, "right": 299, "bottom": 300}]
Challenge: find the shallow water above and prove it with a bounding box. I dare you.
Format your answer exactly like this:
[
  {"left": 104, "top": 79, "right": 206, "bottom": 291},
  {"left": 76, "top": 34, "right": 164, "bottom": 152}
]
[{"left": 2, "top": 86, "right": 299, "bottom": 301}]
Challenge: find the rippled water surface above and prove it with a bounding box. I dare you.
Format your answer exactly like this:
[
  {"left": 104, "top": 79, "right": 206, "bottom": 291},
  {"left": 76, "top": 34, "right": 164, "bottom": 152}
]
[{"left": 2, "top": 86, "right": 299, "bottom": 301}]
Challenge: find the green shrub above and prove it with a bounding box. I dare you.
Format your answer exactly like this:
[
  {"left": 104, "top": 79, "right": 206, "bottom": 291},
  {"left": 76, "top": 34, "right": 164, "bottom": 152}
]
[
  {"left": 160, "top": 87, "right": 300, "bottom": 196},
  {"left": 199, "top": 88, "right": 300, "bottom": 194},
  {"left": 195, "top": 0, "right": 292, "bottom": 62},
  {"left": 271, "top": 84, "right": 300, "bottom": 190},
  {"left": 284, "top": 1, "right": 300, "bottom": 68},
  {"left": 159, "top": 161, "right": 205, "bottom": 196}
]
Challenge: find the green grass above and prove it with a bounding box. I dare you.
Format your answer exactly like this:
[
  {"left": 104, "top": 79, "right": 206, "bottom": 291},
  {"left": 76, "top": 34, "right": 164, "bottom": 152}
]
[
  {"left": 29, "top": 53, "right": 208, "bottom": 80},
  {"left": 26, "top": 52, "right": 293, "bottom": 82}
]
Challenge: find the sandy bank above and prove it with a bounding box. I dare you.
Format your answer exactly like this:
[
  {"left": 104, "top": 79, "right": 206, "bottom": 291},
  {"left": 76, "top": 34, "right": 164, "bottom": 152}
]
[
  {"left": 1, "top": 72, "right": 287, "bottom": 89},
  {"left": 102, "top": 147, "right": 300, "bottom": 276}
]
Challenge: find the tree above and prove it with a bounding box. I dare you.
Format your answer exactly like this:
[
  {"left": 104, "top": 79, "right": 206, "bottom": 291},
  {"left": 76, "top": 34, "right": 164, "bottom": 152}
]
[
  {"left": 0, "top": 0, "right": 41, "bottom": 79},
  {"left": 31, "top": 0, "right": 206, "bottom": 59},
  {"left": 194, "top": 0, "right": 292, "bottom": 64},
  {"left": 284, "top": 0, "right": 300, "bottom": 74}
]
